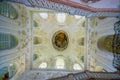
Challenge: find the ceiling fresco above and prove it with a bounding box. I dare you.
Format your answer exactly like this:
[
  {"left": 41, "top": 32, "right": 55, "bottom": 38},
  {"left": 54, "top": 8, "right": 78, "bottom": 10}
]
[{"left": 52, "top": 30, "right": 69, "bottom": 51}]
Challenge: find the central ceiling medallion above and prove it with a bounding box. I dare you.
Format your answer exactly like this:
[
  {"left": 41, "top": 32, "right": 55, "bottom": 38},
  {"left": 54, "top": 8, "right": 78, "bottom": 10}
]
[{"left": 52, "top": 30, "right": 69, "bottom": 51}]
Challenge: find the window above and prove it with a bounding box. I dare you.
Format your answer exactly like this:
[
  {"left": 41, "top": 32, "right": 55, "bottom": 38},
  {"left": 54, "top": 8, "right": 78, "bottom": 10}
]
[
  {"left": 56, "top": 13, "right": 66, "bottom": 23},
  {"left": 0, "top": 1, "right": 18, "bottom": 19},
  {"left": 39, "top": 62, "right": 47, "bottom": 69},
  {"left": 56, "top": 58, "right": 64, "bottom": 69},
  {"left": 74, "top": 15, "right": 82, "bottom": 19},
  {"left": 0, "top": 32, "right": 18, "bottom": 50},
  {"left": 73, "top": 63, "right": 82, "bottom": 70},
  {"left": 39, "top": 13, "right": 48, "bottom": 19}
]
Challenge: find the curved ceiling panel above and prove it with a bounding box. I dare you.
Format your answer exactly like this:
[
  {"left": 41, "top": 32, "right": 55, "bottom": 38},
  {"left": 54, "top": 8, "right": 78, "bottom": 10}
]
[
  {"left": 0, "top": 1, "right": 18, "bottom": 19},
  {"left": 97, "top": 35, "right": 117, "bottom": 53},
  {"left": 0, "top": 33, "right": 18, "bottom": 50}
]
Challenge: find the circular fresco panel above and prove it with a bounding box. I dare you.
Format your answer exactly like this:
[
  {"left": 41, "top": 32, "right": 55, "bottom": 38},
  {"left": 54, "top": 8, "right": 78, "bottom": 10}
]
[{"left": 52, "top": 30, "right": 69, "bottom": 51}]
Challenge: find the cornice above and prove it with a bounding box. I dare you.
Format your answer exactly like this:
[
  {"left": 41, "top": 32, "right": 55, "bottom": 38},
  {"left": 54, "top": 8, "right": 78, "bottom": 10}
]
[
  {"left": 5, "top": 0, "right": 120, "bottom": 17},
  {"left": 49, "top": 0, "right": 120, "bottom": 12}
]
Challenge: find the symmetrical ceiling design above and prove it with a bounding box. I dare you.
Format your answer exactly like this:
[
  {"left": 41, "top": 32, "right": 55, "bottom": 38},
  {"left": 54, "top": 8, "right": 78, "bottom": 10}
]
[
  {"left": 32, "top": 12, "right": 85, "bottom": 69},
  {"left": 5, "top": 0, "right": 120, "bottom": 17}
]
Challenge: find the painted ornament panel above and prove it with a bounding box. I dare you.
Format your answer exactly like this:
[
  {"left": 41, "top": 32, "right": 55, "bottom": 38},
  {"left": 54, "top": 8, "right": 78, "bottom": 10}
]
[{"left": 52, "top": 30, "right": 68, "bottom": 51}]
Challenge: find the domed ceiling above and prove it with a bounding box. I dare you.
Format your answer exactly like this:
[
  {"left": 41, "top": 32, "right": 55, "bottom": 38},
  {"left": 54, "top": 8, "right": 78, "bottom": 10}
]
[{"left": 32, "top": 10, "right": 85, "bottom": 70}]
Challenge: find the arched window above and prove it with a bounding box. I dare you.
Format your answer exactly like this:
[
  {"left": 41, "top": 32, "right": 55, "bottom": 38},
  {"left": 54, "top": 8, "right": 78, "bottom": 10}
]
[
  {"left": 73, "top": 63, "right": 82, "bottom": 70},
  {"left": 0, "top": 2, "right": 18, "bottom": 19},
  {"left": 0, "top": 32, "right": 18, "bottom": 50},
  {"left": 56, "top": 13, "right": 66, "bottom": 23},
  {"left": 56, "top": 58, "right": 65, "bottom": 69},
  {"left": 39, "top": 62, "right": 47, "bottom": 69},
  {"left": 39, "top": 13, "right": 48, "bottom": 19}
]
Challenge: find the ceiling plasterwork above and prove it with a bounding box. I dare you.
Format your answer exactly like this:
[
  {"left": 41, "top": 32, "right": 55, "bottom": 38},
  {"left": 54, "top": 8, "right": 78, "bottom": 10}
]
[{"left": 32, "top": 12, "right": 85, "bottom": 69}]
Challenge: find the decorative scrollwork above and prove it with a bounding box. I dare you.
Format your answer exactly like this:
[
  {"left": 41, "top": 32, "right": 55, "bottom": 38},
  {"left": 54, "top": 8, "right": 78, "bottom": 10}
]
[{"left": 113, "top": 20, "right": 120, "bottom": 71}]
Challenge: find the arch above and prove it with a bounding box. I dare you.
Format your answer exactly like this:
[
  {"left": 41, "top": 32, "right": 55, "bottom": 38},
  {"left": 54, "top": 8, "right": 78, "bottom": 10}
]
[
  {"left": 56, "top": 13, "right": 66, "bottom": 23},
  {"left": 0, "top": 33, "right": 18, "bottom": 50},
  {"left": 56, "top": 58, "right": 65, "bottom": 69},
  {"left": 73, "top": 63, "right": 82, "bottom": 70},
  {"left": 0, "top": 2, "right": 18, "bottom": 19},
  {"left": 39, "top": 62, "right": 47, "bottom": 69},
  {"left": 97, "top": 35, "right": 118, "bottom": 52},
  {"left": 39, "top": 13, "right": 48, "bottom": 19}
]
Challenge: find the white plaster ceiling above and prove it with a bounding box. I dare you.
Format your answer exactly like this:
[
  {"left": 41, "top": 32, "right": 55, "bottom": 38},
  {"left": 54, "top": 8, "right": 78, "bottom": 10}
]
[{"left": 32, "top": 10, "right": 85, "bottom": 69}]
